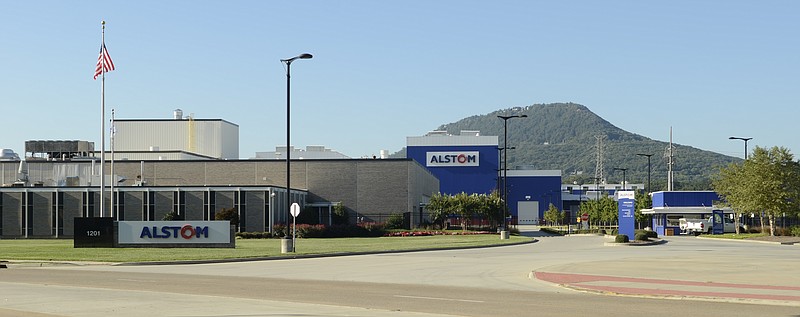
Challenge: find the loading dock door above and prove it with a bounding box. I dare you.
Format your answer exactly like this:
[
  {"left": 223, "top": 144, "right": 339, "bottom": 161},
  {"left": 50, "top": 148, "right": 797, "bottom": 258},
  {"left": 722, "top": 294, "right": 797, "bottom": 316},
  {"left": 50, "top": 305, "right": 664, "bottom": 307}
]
[{"left": 517, "top": 201, "right": 539, "bottom": 225}]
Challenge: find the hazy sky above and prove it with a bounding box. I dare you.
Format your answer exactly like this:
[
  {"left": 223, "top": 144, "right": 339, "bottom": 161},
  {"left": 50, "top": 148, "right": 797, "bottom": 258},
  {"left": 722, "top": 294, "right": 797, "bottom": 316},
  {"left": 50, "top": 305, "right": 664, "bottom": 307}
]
[{"left": 1, "top": 1, "right": 797, "bottom": 159}]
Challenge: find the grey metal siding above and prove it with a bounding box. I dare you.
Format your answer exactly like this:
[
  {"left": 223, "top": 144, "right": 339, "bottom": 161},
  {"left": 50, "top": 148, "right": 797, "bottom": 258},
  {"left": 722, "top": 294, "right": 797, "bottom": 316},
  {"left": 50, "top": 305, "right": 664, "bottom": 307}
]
[
  {"left": 123, "top": 192, "right": 144, "bottom": 221},
  {"left": 62, "top": 192, "right": 83, "bottom": 236},
  {"left": 185, "top": 191, "right": 204, "bottom": 220},
  {"left": 245, "top": 191, "right": 265, "bottom": 232},
  {"left": 154, "top": 192, "right": 174, "bottom": 221},
  {"left": 2, "top": 193, "right": 22, "bottom": 237},
  {"left": 31, "top": 192, "right": 52, "bottom": 236},
  {"left": 215, "top": 191, "right": 235, "bottom": 213}
]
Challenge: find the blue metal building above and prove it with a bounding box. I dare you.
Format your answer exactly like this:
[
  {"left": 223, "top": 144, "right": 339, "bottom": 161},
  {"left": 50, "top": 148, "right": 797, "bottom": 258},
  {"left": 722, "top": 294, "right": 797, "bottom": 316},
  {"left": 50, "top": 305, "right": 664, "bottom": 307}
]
[
  {"left": 407, "top": 131, "right": 562, "bottom": 224},
  {"left": 406, "top": 131, "right": 499, "bottom": 195},
  {"left": 506, "top": 170, "right": 563, "bottom": 224}
]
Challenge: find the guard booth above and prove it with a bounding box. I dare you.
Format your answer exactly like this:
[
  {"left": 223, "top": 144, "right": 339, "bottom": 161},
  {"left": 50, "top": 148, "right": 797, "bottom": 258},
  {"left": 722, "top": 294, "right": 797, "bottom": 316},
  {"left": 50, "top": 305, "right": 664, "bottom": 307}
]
[
  {"left": 642, "top": 207, "right": 732, "bottom": 235},
  {"left": 640, "top": 191, "right": 732, "bottom": 236}
]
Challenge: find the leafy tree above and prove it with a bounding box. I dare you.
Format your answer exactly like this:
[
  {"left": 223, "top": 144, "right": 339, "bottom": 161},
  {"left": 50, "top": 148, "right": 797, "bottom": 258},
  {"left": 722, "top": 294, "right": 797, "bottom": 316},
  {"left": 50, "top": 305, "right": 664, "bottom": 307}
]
[
  {"left": 215, "top": 207, "right": 240, "bottom": 228},
  {"left": 332, "top": 202, "right": 348, "bottom": 225},
  {"left": 426, "top": 192, "right": 452, "bottom": 228},
  {"left": 543, "top": 203, "right": 562, "bottom": 225},
  {"left": 634, "top": 191, "right": 652, "bottom": 228},
  {"left": 579, "top": 196, "right": 618, "bottom": 227},
  {"left": 426, "top": 191, "right": 503, "bottom": 230},
  {"left": 481, "top": 191, "right": 504, "bottom": 227},
  {"left": 713, "top": 146, "right": 800, "bottom": 236}
]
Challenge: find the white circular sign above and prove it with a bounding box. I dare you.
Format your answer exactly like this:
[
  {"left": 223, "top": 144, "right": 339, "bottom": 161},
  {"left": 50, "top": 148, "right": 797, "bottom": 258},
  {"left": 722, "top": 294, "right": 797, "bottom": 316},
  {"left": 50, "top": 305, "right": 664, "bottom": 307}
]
[{"left": 290, "top": 203, "right": 301, "bottom": 217}]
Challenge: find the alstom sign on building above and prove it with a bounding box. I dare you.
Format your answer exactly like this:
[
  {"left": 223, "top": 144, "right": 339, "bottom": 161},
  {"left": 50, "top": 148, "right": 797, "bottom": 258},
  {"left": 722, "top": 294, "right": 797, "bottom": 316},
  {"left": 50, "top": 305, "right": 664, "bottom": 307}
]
[
  {"left": 407, "top": 131, "right": 498, "bottom": 195},
  {"left": 426, "top": 151, "right": 479, "bottom": 167}
]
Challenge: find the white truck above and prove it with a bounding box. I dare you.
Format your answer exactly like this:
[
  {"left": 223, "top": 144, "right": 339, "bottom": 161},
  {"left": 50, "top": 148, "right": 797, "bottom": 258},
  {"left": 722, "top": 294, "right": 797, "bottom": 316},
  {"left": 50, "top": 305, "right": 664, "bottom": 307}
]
[{"left": 679, "top": 216, "right": 742, "bottom": 235}]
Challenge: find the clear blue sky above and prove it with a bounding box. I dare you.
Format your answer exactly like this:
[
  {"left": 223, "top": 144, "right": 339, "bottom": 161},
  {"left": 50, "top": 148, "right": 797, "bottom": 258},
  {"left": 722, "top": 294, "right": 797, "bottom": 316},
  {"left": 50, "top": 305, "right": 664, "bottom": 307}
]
[{"left": 1, "top": 1, "right": 797, "bottom": 159}]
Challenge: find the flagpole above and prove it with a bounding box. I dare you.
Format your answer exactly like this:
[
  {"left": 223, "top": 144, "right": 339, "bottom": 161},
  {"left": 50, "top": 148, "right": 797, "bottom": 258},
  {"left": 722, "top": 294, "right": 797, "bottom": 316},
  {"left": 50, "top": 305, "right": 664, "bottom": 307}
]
[
  {"left": 100, "top": 20, "right": 106, "bottom": 218},
  {"left": 110, "top": 108, "right": 115, "bottom": 219}
]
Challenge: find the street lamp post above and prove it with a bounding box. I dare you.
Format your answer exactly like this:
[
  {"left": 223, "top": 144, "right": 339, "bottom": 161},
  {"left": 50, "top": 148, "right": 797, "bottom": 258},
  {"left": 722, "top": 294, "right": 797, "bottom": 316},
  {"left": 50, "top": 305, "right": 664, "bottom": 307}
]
[
  {"left": 497, "top": 114, "right": 527, "bottom": 230},
  {"left": 280, "top": 53, "right": 312, "bottom": 253},
  {"left": 728, "top": 136, "right": 753, "bottom": 159},
  {"left": 636, "top": 153, "right": 652, "bottom": 193},
  {"left": 613, "top": 168, "right": 628, "bottom": 191}
]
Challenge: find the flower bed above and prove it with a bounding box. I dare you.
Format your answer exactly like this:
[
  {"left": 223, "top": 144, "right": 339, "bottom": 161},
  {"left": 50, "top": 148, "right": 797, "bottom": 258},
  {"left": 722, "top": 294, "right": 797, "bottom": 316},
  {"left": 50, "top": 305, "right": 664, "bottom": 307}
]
[{"left": 384, "top": 230, "right": 494, "bottom": 237}]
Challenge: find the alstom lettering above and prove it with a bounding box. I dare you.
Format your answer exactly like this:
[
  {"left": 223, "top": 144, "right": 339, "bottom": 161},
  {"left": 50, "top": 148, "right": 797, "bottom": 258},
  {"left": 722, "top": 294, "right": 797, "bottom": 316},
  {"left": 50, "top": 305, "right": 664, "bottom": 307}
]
[
  {"left": 139, "top": 225, "right": 210, "bottom": 239},
  {"left": 430, "top": 154, "right": 476, "bottom": 164},
  {"left": 426, "top": 151, "right": 480, "bottom": 167}
]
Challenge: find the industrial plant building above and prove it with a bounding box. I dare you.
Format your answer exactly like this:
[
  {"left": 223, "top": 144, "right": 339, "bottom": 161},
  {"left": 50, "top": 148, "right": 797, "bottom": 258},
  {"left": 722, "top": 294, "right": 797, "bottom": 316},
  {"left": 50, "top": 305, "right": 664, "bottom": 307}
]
[{"left": 1, "top": 112, "right": 572, "bottom": 239}]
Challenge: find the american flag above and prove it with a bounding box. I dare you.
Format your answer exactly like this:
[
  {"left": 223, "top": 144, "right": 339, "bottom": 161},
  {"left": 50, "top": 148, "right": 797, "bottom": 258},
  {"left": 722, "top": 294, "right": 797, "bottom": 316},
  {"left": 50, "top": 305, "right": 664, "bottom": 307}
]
[{"left": 93, "top": 43, "right": 115, "bottom": 80}]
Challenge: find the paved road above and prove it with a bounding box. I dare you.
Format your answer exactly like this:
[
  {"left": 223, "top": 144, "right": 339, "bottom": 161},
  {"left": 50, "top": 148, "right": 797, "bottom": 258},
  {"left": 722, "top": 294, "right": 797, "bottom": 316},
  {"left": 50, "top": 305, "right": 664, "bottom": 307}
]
[{"left": 2, "top": 229, "right": 800, "bottom": 316}]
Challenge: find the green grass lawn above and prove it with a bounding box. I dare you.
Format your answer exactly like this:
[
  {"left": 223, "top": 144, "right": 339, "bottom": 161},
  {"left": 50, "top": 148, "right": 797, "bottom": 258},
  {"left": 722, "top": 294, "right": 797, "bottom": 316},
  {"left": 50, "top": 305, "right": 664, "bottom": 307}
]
[
  {"left": 0, "top": 235, "right": 530, "bottom": 263},
  {"left": 711, "top": 233, "right": 768, "bottom": 240}
]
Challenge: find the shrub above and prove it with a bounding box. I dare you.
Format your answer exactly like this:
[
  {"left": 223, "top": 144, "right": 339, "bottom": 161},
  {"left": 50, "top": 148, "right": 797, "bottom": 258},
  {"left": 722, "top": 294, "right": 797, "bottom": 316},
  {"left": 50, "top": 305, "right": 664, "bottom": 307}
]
[
  {"left": 615, "top": 234, "right": 629, "bottom": 243},
  {"left": 775, "top": 227, "right": 792, "bottom": 236},
  {"left": 332, "top": 203, "right": 349, "bottom": 225},
  {"left": 385, "top": 213, "right": 405, "bottom": 230},
  {"left": 635, "top": 229, "right": 658, "bottom": 239},
  {"left": 791, "top": 226, "right": 800, "bottom": 237},
  {"left": 539, "top": 227, "right": 563, "bottom": 235},
  {"left": 161, "top": 210, "right": 182, "bottom": 221},
  {"left": 634, "top": 232, "right": 649, "bottom": 241},
  {"left": 236, "top": 232, "right": 271, "bottom": 239},
  {"left": 295, "top": 224, "right": 326, "bottom": 238},
  {"left": 215, "top": 207, "right": 240, "bottom": 227},
  {"left": 272, "top": 224, "right": 287, "bottom": 237}
]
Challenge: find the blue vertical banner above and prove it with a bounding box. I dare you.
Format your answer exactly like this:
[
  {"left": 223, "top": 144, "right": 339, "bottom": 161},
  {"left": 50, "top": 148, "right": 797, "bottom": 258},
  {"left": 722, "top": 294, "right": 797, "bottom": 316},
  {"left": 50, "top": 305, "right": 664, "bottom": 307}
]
[{"left": 617, "top": 191, "right": 636, "bottom": 240}]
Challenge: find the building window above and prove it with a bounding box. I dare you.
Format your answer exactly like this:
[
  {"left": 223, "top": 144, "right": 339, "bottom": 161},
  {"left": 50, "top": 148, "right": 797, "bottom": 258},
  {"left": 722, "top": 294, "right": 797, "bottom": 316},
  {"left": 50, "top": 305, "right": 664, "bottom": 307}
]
[
  {"left": 52, "top": 192, "right": 64, "bottom": 236},
  {"left": 83, "top": 192, "right": 95, "bottom": 218},
  {"left": 147, "top": 192, "right": 156, "bottom": 221},
  {"left": 116, "top": 192, "right": 125, "bottom": 220},
  {"left": 204, "top": 190, "right": 216, "bottom": 221},
  {"left": 264, "top": 191, "right": 272, "bottom": 232},
  {"left": 237, "top": 191, "right": 246, "bottom": 232},
  {"left": 0, "top": 194, "right": 4, "bottom": 235},
  {"left": 25, "top": 192, "right": 33, "bottom": 236},
  {"left": 173, "top": 191, "right": 185, "bottom": 219}
]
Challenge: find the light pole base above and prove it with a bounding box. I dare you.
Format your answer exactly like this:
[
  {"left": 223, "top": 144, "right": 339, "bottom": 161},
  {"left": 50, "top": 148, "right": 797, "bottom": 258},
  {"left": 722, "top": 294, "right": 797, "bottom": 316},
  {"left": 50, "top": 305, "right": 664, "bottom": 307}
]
[
  {"left": 500, "top": 230, "right": 509, "bottom": 240},
  {"left": 281, "top": 237, "right": 294, "bottom": 253}
]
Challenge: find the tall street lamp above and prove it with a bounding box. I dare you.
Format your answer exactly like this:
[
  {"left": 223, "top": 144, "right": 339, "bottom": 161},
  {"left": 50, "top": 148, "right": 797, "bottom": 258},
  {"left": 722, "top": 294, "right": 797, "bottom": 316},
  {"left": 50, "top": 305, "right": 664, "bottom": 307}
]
[
  {"left": 729, "top": 136, "right": 753, "bottom": 159},
  {"left": 613, "top": 167, "right": 628, "bottom": 191},
  {"left": 280, "top": 53, "right": 312, "bottom": 253},
  {"left": 636, "top": 153, "right": 652, "bottom": 193},
  {"left": 497, "top": 114, "right": 527, "bottom": 230}
]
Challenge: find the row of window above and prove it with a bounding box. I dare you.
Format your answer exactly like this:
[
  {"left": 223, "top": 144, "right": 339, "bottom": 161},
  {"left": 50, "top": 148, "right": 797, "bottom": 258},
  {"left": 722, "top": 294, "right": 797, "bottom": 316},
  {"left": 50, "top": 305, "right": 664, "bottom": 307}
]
[{"left": 2, "top": 189, "right": 311, "bottom": 237}]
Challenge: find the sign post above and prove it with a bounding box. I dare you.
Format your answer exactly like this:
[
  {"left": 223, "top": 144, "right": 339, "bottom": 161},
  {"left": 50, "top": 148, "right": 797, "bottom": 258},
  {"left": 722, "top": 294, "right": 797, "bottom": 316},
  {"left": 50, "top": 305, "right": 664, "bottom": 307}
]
[
  {"left": 290, "top": 203, "right": 300, "bottom": 252},
  {"left": 581, "top": 213, "right": 589, "bottom": 229},
  {"left": 617, "top": 191, "right": 636, "bottom": 240}
]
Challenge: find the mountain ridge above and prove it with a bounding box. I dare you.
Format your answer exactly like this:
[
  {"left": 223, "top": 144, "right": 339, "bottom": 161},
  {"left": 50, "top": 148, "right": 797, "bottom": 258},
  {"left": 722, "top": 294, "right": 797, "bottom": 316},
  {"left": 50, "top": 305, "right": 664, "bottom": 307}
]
[{"left": 402, "top": 103, "right": 739, "bottom": 190}]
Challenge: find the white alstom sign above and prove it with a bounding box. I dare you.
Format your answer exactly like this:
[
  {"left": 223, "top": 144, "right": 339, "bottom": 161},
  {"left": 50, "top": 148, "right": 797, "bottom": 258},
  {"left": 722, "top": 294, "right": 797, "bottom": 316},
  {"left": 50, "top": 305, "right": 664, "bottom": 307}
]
[{"left": 426, "top": 151, "right": 480, "bottom": 167}]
